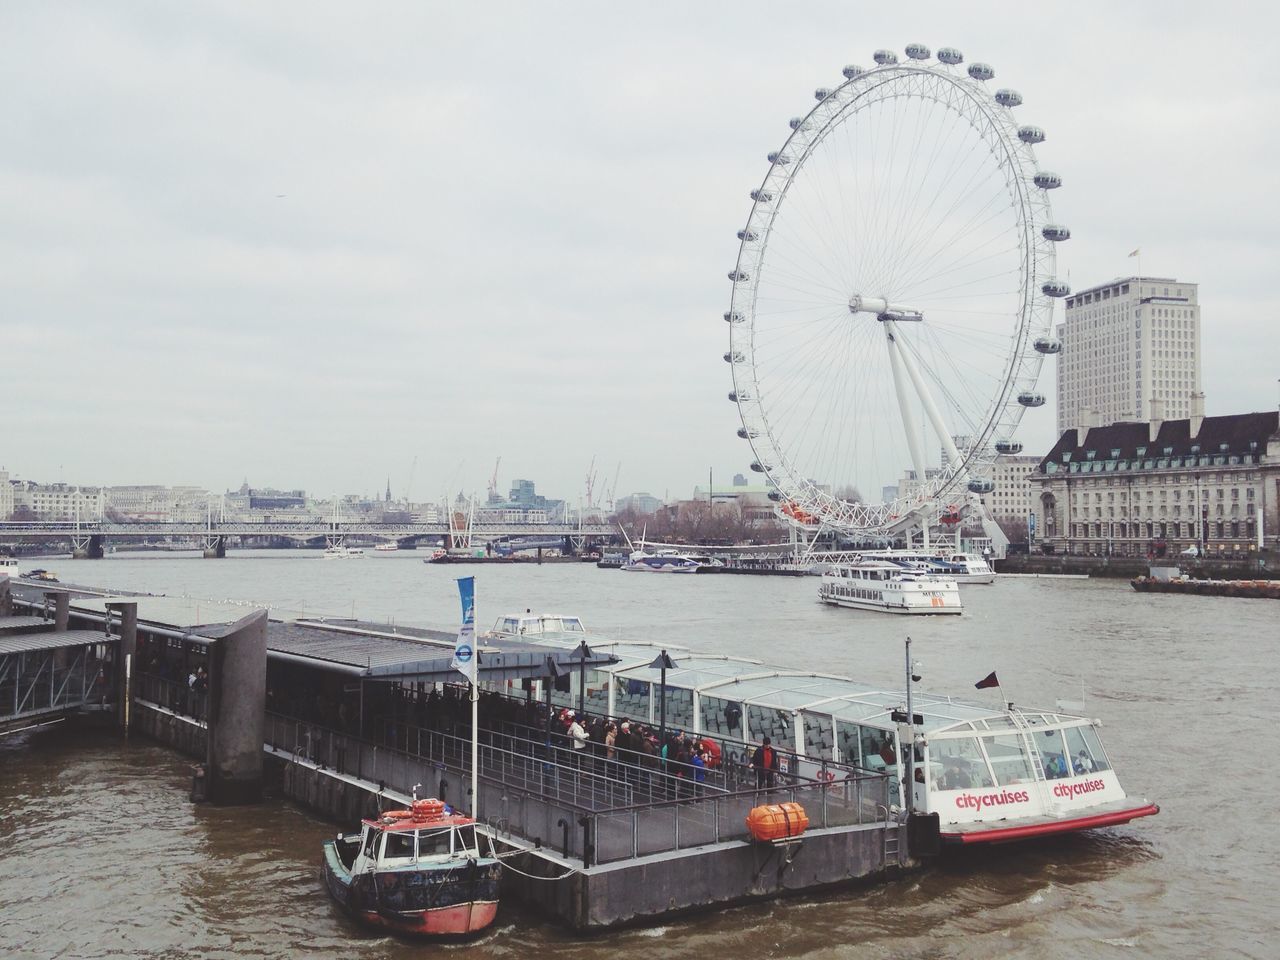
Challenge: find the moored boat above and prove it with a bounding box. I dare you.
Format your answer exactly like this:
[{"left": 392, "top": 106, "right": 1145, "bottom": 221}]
[
  {"left": 819, "top": 559, "right": 963, "bottom": 614},
  {"left": 322, "top": 796, "right": 501, "bottom": 937}
]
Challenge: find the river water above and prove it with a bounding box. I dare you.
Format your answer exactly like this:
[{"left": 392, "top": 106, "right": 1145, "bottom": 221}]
[{"left": 2, "top": 551, "right": 1276, "bottom": 958}]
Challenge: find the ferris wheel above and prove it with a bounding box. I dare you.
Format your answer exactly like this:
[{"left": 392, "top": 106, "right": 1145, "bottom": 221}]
[{"left": 725, "top": 43, "right": 1067, "bottom": 541}]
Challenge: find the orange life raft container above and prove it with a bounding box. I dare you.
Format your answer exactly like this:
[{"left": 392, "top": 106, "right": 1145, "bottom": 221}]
[{"left": 746, "top": 802, "right": 809, "bottom": 842}]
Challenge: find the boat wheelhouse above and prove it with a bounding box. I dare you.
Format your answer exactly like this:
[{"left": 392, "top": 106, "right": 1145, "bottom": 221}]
[
  {"left": 0, "top": 557, "right": 18, "bottom": 579},
  {"left": 819, "top": 560, "right": 963, "bottom": 614},
  {"left": 497, "top": 618, "right": 1158, "bottom": 845},
  {"left": 322, "top": 797, "right": 501, "bottom": 937}
]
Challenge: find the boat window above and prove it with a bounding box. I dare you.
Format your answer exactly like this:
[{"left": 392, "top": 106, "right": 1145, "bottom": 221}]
[
  {"left": 746, "top": 703, "right": 795, "bottom": 751},
  {"left": 983, "top": 734, "right": 1035, "bottom": 785},
  {"left": 700, "top": 694, "right": 743, "bottom": 737},
  {"left": 361, "top": 827, "right": 379, "bottom": 859},
  {"left": 562, "top": 618, "right": 585, "bottom": 632},
  {"left": 453, "top": 825, "right": 478, "bottom": 857},
  {"left": 382, "top": 830, "right": 415, "bottom": 860},
  {"left": 1035, "top": 729, "right": 1071, "bottom": 779},
  {"left": 1071, "top": 724, "right": 1111, "bottom": 772},
  {"left": 417, "top": 829, "right": 451, "bottom": 858},
  {"left": 802, "top": 711, "right": 834, "bottom": 760},
  {"left": 931, "top": 736, "right": 995, "bottom": 789},
  {"left": 613, "top": 674, "right": 651, "bottom": 723}
]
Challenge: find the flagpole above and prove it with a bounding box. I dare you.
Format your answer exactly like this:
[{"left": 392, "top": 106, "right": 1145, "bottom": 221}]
[{"left": 471, "top": 676, "right": 478, "bottom": 819}]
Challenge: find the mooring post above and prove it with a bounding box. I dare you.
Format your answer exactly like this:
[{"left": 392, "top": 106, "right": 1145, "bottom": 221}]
[
  {"left": 45, "top": 591, "right": 70, "bottom": 631},
  {"left": 107, "top": 601, "right": 138, "bottom": 734}
]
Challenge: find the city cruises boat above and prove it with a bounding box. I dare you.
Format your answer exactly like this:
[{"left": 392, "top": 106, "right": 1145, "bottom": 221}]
[
  {"left": 322, "top": 545, "right": 366, "bottom": 560},
  {"left": 861, "top": 549, "right": 996, "bottom": 584},
  {"left": 819, "top": 560, "right": 962, "bottom": 614},
  {"left": 506, "top": 618, "right": 1159, "bottom": 846},
  {"left": 374, "top": 541, "right": 400, "bottom": 553},
  {"left": 0, "top": 557, "right": 19, "bottom": 579},
  {"left": 322, "top": 796, "right": 501, "bottom": 937}
]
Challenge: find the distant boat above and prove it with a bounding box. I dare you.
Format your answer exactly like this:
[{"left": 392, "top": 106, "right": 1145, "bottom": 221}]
[
  {"left": 374, "top": 542, "right": 399, "bottom": 553},
  {"left": 323, "top": 546, "right": 365, "bottom": 560}
]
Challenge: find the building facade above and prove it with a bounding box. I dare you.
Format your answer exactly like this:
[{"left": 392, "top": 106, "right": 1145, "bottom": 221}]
[
  {"left": 1030, "top": 408, "right": 1279, "bottom": 557},
  {"left": 1057, "top": 276, "right": 1201, "bottom": 434},
  {"left": 12, "top": 482, "right": 105, "bottom": 521},
  {"left": 0, "top": 469, "right": 13, "bottom": 521},
  {"left": 982, "top": 454, "right": 1041, "bottom": 537}
]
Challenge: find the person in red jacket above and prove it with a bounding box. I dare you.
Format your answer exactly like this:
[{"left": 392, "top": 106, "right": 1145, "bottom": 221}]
[{"left": 751, "top": 736, "right": 779, "bottom": 789}]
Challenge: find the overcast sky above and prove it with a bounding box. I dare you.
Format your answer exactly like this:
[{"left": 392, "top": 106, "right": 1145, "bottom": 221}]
[{"left": 3, "top": 2, "right": 1276, "bottom": 504}]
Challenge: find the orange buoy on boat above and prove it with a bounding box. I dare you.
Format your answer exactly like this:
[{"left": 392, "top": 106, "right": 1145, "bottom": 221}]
[{"left": 746, "top": 802, "right": 809, "bottom": 842}]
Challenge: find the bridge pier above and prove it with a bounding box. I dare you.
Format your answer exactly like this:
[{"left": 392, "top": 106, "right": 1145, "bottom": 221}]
[
  {"left": 203, "top": 536, "right": 226, "bottom": 559},
  {"left": 72, "top": 534, "right": 105, "bottom": 560}
]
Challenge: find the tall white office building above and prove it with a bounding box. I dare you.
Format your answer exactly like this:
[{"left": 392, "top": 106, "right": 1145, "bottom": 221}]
[{"left": 1056, "top": 276, "right": 1201, "bottom": 434}]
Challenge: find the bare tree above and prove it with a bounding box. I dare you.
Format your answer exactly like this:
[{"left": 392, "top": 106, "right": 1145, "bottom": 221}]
[{"left": 833, "top": 485, "right": 864, "bottom": 503}]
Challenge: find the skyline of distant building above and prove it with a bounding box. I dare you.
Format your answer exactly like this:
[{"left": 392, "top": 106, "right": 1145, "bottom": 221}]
[{"left": 1057, "top": 275, "right": 1201, "bottom": 434}]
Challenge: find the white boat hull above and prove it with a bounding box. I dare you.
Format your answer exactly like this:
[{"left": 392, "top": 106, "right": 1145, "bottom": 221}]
[{"left": 819, "top": 591, "right": 963, "bottom": 614}]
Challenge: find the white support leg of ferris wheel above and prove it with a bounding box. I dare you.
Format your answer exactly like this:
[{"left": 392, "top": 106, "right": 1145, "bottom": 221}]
[
  {"left": 883, "top": 325, "right": 928, "bottom": 485},
  {"left": 885, "top": 319, "right": 965, "bottom": 473}
]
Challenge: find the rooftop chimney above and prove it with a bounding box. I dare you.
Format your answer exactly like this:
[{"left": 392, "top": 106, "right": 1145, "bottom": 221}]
[
  {"left": 1189, "top": 391, "right": 1206, "bottom": 439},
  {"left": 1149, "top": 395, "right": 1165, "bottom": 443},
  {"left": 1078, "top": 407, "right": 1098, "bottom": 447}
]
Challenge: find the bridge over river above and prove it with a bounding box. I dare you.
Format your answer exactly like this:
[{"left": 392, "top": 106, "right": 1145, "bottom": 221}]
[{"left": 0, "top": 519, "right": 618, "bottom": 558}]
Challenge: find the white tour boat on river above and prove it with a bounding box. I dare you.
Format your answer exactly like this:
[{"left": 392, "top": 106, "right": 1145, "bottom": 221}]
[
  {"left": 500, "top": 615, "right": 1159, "bottom": 846},
  {"left": 819, "top": 559, "right": 962, "bottom": 614}
]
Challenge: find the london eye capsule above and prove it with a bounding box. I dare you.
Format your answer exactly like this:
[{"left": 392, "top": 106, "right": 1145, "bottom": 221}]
[
  {"left": 724, "top": 351, "right": 745, "bottom": 364},
  {"left": 724, "top": 311, "right": 745, "bottom": 324},
  {"left": 968, "top": 63, "right": 995, "bottom": 81},
  {"left": 994, "top": 439, "right": 1023, "bottom": 455},
  {"left": 728, "top": 390, "right": 750, "bottom": 402},
  {"left": 789, "top": 117, "right": 805, "bottom": 130},
  {"left": 737, "top": 229, "right": 758, "bottom": 242},
  {"left": 728, "top": 269, "right": 750, "bottom": 282},
  {"left": 736, "top": 427, "right": 759, "bottom": 439},
  {"left": 767, "top": 151, "right": 792, "bottom": 165},
  {"left": 750, "top": 189, "right": 773, "bottom": 202},
  {"left": 905, "top": 43, "right": 931, "bottom": 60},
  {"left": 1034, "top": 171, "right": 1062, "bottom": 190},
  {"left": 967, "top": 477, "right": 995, "bottom": 494},
  {"left": 1018, "top": 391, "right": 1046, "bottom": 407},
  {"left": 874, "top": 49, "right": 899, "bottom": 65},
  {"left": 814, "top": 88, "right": 833, "bottom": 101},
  {"left": 750, "top": 462, "right": 770, "bottom": 473},
  {"left": 995, "top": 88, "right": 1023, "bottom": 107},
  {"left": 1042, "top": 224, "right": 1071, "bottom": 242},
  {"left": 1042, "top": 279, "right": 1071, "bottom": 298},
  {"left": 1018, "top": 125, "right": 1045, "bottom": 144},
  {"left": 937, "top": 47, "right": 963, "bottom": 65},
  {"left": 842, "top": 64, "right": 866, "bottom": 79},
  {"left": 1034, "top": 336, "right": 1062, "bottom": 354}
]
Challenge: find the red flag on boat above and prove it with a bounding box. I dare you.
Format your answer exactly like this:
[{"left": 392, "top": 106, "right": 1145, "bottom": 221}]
[{"left": 975, "top": 671, "right": 1000, "bottom": 690}]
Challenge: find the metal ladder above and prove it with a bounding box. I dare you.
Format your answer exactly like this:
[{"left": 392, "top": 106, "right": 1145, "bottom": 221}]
[{"left": 877, "top": 804, "right": 903, "bottom": 867}]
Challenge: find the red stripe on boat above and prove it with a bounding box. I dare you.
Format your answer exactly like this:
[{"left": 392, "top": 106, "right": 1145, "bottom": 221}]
[{"left": 941, "top": 803, "right": 1160, "bottom": 845}]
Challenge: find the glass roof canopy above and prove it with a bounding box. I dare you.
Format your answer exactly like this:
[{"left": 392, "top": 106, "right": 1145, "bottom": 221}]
[{"left": 507, "top": 629, "right": 1054, "bottom": 739}]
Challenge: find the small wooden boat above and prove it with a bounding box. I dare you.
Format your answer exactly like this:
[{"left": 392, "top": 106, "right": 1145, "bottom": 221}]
[{"left": 322, "top": 797, "right": 501, "bottom": 937}]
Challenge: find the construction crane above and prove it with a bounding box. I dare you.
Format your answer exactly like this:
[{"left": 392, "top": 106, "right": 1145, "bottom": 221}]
[
  {"left": 488, "top": 456, "right": 502, "bottom": 501},
  {"left": 605, "top": 461, "right": 622, "bottom": 511},
  {"left": 583, "top": 455, "right": 596, "bottom": 514}
]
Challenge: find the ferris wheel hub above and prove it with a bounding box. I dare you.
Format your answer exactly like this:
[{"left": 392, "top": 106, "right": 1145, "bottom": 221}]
[{"left": 848, "top": 295, "right": 923, "bottom": 322}]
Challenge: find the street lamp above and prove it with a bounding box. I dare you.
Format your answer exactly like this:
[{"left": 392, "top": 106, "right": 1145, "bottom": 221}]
[
  {"left": 649, "top": 650, "right": 677, "bottom": 754},
  {"left": 541, "top": 655, "right": 565, "bottom": 758},
  {"left": 570, "top": 640, "right": 594, "bottom": 718}
]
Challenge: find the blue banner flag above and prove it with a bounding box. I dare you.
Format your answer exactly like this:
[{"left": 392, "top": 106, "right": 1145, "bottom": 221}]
[{"left": 452, "top": 576, "right": 477, "bottom": 684}]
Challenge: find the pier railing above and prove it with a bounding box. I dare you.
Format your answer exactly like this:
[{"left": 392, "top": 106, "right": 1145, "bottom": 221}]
[
  {"left": 262, "top": 710, "right": 893, "bottom": 866},
  {"left": 590, "top": 773, "right": 891, "bottom": 864}
]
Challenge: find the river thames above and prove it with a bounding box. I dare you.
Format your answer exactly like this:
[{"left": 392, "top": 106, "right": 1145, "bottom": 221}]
[{"left": 2, "top": 551, "right": 1276, "bottom": 958}]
